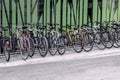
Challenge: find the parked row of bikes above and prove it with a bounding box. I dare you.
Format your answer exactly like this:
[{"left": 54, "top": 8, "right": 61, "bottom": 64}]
[{"left": 0, "top": 21, "right": 120, "bottom": 62}]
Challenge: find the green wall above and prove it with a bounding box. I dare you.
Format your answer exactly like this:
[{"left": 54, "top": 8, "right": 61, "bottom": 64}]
[{"left": 1, "top": 0, "right": 120, "bottom": 28}]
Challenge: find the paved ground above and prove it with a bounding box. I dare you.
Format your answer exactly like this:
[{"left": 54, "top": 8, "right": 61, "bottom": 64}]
[
  {"left": 0, "top": 46, "right": 119, "bottom": 63},
  {"left": 0, "top": 53, "right": 120, "bottom": 80},
  {"left": 0, "top": 47, "right": 120, "bottom": 80}
]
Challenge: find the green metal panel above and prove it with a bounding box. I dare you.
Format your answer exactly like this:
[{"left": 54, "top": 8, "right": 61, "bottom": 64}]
[{"left": 1, "top": 0, "right": 120, "bottom": 29}]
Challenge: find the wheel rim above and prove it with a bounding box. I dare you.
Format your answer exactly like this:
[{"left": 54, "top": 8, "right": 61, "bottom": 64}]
[{"left": 39, "top": 37, "right": 48, "bottom": 57}]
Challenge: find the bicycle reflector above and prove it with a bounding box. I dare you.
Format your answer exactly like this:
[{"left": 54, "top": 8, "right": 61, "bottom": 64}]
[{"left": 6, "top": 41, "right": 10, "bottom": 48}]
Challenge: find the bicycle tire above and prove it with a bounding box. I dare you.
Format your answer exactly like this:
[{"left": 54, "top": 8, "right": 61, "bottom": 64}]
[
  {"left": 72, "top": 34, "right": 83, "bottom": 53},
  {"left": 83, "top": 33, "right": 94, "bottom": 52},
  {"left": 112, "top": 31, "right": 119, "bottom": 48},
  {"left": 94, "top": 33, "right": 106, "bottom": 50},
  {"left": 3, "top": 40, "right": 10, "bottom": 62},
  {"left": 38, "top": 37, "right": 48, "bottom": 57},
  {"left": 101, "top": 32, "right": 113, "bottom": 49},
  {"left": 48, "top": 35, "right": 58, "bottom": 56},
  {"left": 114, "top": 31, "right": 120, "bottom": 47},
  {"left": 57, "top": 36, "right": 66, "bottom": 55},
  {"left": 29, "top": 38, "right": 35, "bottom": 57},
  {"left": 20, "top": 38, "right": 30, "bottom": 60}
]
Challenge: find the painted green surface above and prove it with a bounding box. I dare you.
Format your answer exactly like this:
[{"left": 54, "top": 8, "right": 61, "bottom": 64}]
[{"left": 1, "top": 0, "right": 120, "bottom": 28}]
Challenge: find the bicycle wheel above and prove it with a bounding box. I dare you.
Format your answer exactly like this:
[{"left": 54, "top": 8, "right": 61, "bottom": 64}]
[
  {"left": 83, "top": 33, "right": 94, "bottom": 52},
  {"left": 57, "top": 36, "right": 66, "bottom": 55},
  {"left": 112, "top": 31, "right": 119, "bottom": 48},
  {"left": 115, "top": 31, "right": 120, "bottom": 47},
  {"left": 29, "top": 38, "right": 35, "bottom": 57},
  {"left": 101, "top": 32, "right": 113, "bottom": 49},
  {"left": 3, "top": 40, "right": 10, "bottom": 62},
  {"left": 72, "top": 34, "right": 83, "bottom": 53},
  {"left": 38, "top": 37, "right": 48, "bottom": 57},
  {"left": 20, "top": 38, "right": 30, "bottom": 60},
  {"left": 48, "top": 36, "right": 57, "bottom": 56},
  {"left": 94, "top": 33, "right": 105, "bottom": 50}
]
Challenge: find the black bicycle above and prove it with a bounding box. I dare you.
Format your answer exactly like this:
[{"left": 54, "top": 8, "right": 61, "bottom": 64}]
[
  {"left": 100, "top": 21, "right": 113, "bottom": 49},
  {"left": 46, "top": 23, "right": 66, "bottom": 56}
]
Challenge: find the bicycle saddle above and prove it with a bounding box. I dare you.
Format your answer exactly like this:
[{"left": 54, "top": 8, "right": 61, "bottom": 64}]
[
  {"left": 112, "top": 23, "right": 117, "bottom": 25},
  {"left": 95, "top": 22, "right": 101, "bottom": 24},
  {"left": 82, "top": 24, "right": 89, "bottom": 27},
  {"left": 22, "top": 26, "right": 28, "bottom": 29},
  {"left": 58, "top": 28, "right": 64, "bottom": 32},
  {"left": 115, "top": 24, "right": 120, "bottom": 26},
  {"left": 74, "top": 27, "right": 78, "bottom": 30},
  {"left": 2, "top": 27, "right": 9, "bottom": 31},
  {"left": 49, "top": 26, "right": 54, "bottom": 29},
  {"left": 40, "top": 26, "right": 46, "bottom": 29},
  {"left": 66, "top": 24, "right": 71, "bottom": 27}
]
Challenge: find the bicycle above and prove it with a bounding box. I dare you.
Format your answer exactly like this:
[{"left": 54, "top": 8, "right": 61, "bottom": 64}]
[
  {"left": 28, "top": 23, "right": 48, "bottom": 57},
  {"left": 46, "top": 23, "right": 66, "bottom": 55},
  {"left": 91, "top": 21, "right": 106, "bottom": 50},
  {"left": 80, "top": 24, "right": 94, "bottom": 52},
  {"left": 111, "top": 21, "right": 120, "bottom": 47},
  {"left": 64, "top": 24, "right": 83, "bottom": 53},
  {"left": 20, "top": 26, "right": 34, "bottom": 60},
  {"left": 7, "top": 25, "right": 33, "bottom": 60},
  {"left": 0, "top": 26, "right": 10, "bottom": 62},
  {"left": 100, "top": 21, "right": 113, "bottom": 49},
  {"left": 33, "top": 23, "right": 48, "bottom": 57}
]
